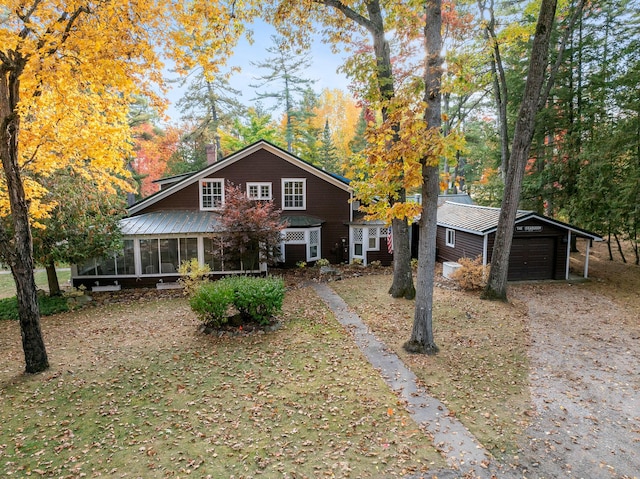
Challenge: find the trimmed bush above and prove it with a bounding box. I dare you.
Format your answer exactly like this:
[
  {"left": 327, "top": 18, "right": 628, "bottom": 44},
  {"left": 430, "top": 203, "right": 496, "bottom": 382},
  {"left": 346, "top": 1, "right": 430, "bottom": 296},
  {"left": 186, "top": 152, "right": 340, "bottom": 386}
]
[
  {"left": 189, "top": 280, "right": 235, "bottom": 328},
  {"left": 189, "top": 275, "right": 285, "bottom": 328},
  {"left": 230, "top": 276, "right": 285, "bottom": 325},
  {"left": 0, "top": 295, "right": 69, "bottom": 321}
]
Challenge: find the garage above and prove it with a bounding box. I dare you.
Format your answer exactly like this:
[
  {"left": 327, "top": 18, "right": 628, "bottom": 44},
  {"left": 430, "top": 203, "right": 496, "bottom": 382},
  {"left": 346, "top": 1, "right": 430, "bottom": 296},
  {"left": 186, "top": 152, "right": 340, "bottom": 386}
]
[
  {"left": 436, "top": 202, "right": 603, "bottom": 281},
  {"left": 508, "top": 237, "right": 556, "bottom": 280}
]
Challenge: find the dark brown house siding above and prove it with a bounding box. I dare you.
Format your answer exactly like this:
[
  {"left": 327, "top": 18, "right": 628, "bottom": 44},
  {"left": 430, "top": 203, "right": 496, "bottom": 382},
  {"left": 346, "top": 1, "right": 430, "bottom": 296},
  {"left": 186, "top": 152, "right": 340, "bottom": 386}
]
[
  {"left": 436, "top": 218, "right": 570, "bottom": 281},
  {"left": 436, "top": 228, "right": 483, "bottom": 263},
  {"left": 284, "top": 244, "right": 307, "bottom": 266},
  {"left": 366, "top": 238, "right": 393, "bottom": 266},
  {"left": 137, "top": 149, "right": 351, "bottom": 266}
]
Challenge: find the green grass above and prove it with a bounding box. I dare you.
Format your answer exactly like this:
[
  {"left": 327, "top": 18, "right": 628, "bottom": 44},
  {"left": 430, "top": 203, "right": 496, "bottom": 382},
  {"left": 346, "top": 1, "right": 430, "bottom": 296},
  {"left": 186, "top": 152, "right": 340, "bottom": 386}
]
[
  {"left": 0, "top": 289, "right": 444, "bottom": 478},
  {"left": 0, "top": 269, "right": 71, "bottom": 299}
]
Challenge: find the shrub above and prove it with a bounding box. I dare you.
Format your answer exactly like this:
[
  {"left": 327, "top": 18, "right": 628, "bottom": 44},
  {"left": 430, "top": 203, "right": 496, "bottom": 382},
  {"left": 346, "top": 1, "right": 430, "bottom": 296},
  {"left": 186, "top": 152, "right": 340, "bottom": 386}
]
[
  {"left": 450, "top": 256, "right": 488, "bottom": 291},
  {"left": 296, "top": 261, "right": 307, "bottom": 269},
  {"left": 178, "top": 258, "right": 211, "bottom": 296},
  {"left": 0, "top": 295, "right": 69, "bottom": 321},
  {"left": 189, "top": 276, "right": 285, "bottom": 328},
  {"left": 189, "top": 280, "right": 234, "bottom": 328},
  {"left": 316, "top": 258, "right": 330, "bottom": 267},
  {"left": 231, "top": 276, "right": 285, "bottom": 325}
]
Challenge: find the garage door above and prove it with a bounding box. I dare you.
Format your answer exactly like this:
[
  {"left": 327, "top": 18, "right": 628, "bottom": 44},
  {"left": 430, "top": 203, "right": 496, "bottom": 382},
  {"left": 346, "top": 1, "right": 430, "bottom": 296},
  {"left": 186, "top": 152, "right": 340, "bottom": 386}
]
[{"left": 508, "top": 237, "right": 555, "bottom": 281}]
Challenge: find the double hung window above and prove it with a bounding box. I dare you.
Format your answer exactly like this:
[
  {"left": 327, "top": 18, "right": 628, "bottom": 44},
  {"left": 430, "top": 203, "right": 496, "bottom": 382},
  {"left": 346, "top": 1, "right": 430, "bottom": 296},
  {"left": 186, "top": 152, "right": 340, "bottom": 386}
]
[
  {"left": 282, "top": 179, "right": 306, "bottom": 210},
  {"left": 200, "top": 179, "right": 224, "bottom": 210}
]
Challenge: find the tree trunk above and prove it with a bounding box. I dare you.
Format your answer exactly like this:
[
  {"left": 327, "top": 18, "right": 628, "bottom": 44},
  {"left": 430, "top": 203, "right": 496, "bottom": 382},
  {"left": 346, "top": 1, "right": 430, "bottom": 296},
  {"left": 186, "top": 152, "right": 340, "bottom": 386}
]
[
  {"left": 482, "top": 0, "right": 558, "bottom": 301},
  {"left": 614, "top": 233, "right": 627, "bottom": 263},
  {"left": 1, "top": 59, "right": 50, "bottom": 374},
  {"left": 388, "top": 217, "right": 415, "bottom": 299},
  {"left": 403, "top": 0, "right": 442, "bottom": 355},
  {"left": 405, "top": 163, "right": 439, "bottom": 354},
  {"left": 46, "top": 261, "right": 61, "bottom": 296},
  {"left": 479, "top": 0, "right": 510, "bottom": 179},
  {"left": 366, "top": 0, "right": 415, "bottom": 298}
]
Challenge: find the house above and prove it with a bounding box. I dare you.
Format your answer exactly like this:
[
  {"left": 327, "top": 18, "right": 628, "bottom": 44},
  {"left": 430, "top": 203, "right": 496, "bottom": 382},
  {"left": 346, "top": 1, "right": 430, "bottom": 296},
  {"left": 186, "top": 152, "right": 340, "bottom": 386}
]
[
  {"left": 70, "top": 141, "right": 602, "bottom": 290},
  {"left": 436, "top": 201, "right": 603, "bottom": 280},
  {"left": 71, "top": 140, "right": 359, "bottom": 290}
]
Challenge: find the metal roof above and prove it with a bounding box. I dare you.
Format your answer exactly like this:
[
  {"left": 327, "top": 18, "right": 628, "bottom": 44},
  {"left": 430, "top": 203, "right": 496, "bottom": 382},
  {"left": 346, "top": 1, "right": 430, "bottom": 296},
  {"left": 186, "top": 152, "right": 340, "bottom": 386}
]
[
  {"left": 120, "top": 211, "right": 219, "bottom": 236},
  {"left": 437, "top": 193, "right": 474, "bottom": 206},
  {"left": 437, "top": 202, "right": 530, "bottom": 235},
  {"left": 281, "top": 214, "right": 325, "bottom": 228},
  {"left": 437, "top": 201, "right": 603, "bottom": 240}
]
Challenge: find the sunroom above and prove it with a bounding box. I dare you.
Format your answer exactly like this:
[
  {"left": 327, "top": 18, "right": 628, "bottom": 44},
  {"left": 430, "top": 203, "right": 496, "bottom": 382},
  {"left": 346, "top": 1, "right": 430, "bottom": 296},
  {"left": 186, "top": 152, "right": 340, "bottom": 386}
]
[{"left": 71, "top": 211, "right": 265, "bottom": 291}]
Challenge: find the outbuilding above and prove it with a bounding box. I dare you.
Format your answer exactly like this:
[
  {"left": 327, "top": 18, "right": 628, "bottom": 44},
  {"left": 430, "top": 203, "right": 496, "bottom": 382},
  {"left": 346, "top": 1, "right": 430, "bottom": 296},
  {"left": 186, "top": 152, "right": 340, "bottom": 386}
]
[{"left": 436, "top": 202, "right": 603, "bottom": 281}]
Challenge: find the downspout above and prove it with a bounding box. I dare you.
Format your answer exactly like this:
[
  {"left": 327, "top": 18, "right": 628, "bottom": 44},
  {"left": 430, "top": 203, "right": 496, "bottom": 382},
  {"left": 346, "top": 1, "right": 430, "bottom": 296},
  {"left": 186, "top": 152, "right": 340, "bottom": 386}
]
[
  {"left": 565, "top": 231, "right": 572, "bottom": 280},
  {"left": 482, "top": 235, "right": 488, "bottom": 266}
]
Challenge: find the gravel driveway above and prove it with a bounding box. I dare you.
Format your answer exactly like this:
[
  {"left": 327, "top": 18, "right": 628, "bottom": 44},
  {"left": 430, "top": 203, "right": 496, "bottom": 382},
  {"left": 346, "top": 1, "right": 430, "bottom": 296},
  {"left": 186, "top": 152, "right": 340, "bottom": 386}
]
[{"left": 509, "top": 281, "right": 639, "bottom": 479}]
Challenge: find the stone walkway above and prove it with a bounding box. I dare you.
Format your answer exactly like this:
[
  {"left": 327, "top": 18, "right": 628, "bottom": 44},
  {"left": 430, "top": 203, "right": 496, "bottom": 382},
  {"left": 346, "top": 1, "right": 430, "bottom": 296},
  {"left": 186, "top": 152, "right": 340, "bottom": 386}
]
[{"left": 312, "top": 283, "right": 514, "bottom": 479}]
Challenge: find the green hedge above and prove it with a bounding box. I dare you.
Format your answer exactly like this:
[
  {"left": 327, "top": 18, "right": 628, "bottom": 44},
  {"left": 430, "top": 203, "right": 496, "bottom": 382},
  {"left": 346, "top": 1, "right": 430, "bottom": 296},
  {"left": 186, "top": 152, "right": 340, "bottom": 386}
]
[
  {"left": 190, "top": 276, "right": 285, "bottom": 328},
  {"left": 0, "top": 295, "right": 69, "bottom": 321}
]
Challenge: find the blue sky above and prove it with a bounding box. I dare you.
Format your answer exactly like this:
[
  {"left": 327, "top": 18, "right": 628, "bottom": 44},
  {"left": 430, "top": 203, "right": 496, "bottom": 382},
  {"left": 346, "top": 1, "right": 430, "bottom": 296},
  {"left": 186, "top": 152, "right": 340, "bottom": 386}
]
[{"left": 163, "top": 21, "right": 352, "bottom": 123}]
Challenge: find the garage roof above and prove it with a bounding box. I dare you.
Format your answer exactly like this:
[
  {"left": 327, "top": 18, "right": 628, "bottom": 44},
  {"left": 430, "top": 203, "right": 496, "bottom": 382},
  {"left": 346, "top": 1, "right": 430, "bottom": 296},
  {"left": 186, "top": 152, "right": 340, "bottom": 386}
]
[{"left": 437, "top": 202, "right": 602, "bottom": 240}]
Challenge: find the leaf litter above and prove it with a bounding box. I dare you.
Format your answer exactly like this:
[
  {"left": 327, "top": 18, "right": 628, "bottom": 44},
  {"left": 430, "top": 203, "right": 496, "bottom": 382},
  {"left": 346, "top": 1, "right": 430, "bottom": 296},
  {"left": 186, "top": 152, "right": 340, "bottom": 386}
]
[{"left": 0, "top": 288, "right": 443, "bottom": 478}]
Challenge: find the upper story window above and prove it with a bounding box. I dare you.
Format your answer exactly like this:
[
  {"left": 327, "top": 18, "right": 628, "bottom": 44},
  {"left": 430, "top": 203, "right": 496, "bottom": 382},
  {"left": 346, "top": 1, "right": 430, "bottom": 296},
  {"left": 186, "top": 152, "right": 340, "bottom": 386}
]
[
  {"left": 247, "top": 182, "right": 272, "bottom": 200},
  {"left": 282, "top": 179, "right": 306, "bottom": 210},
  {"left": 200, "top": 179, "right": 224, "bottom": 210},
  {"left": 446, "top": 228, "right": 456, "bottom": 247}
]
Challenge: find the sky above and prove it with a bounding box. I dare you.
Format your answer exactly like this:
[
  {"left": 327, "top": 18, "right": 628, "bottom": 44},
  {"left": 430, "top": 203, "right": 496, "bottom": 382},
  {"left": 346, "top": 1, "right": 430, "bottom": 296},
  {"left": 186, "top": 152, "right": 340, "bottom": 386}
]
[{"left": 163, "top": 21, "right": 352, "bottom": 123}]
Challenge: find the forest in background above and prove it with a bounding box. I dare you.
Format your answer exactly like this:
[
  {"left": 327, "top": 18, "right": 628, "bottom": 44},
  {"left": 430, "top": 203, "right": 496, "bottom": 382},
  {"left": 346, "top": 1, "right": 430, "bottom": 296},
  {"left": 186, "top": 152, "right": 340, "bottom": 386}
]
[{"left": 130, "top": 0, "right": 640, "bottom": 264}]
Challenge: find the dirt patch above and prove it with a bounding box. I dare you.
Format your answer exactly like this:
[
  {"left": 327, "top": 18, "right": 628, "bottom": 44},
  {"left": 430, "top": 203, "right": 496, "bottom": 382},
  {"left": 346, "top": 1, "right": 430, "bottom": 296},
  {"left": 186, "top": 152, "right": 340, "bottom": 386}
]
[{"left": 507, "top": 243, "right": 640, "bottom": 479}]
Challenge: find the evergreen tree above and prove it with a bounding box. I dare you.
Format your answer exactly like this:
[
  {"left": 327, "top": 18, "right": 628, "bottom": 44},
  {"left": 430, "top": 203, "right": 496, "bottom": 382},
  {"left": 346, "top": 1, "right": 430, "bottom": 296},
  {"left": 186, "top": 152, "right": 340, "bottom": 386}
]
[
  {"left": 319, "top": 119, "right": 341, "bottom": 173},
  {"left": 250, "top": 35, "right": 316, "bottom": 153},
  {"left": 348, "top": 108, "right": 368, "bottom": 156},
  {"left": 177, "top": 69, "right": 245, "bottom": 162},
  {"left": 220, "top": 106, "right": 285, "bottom": 153}
]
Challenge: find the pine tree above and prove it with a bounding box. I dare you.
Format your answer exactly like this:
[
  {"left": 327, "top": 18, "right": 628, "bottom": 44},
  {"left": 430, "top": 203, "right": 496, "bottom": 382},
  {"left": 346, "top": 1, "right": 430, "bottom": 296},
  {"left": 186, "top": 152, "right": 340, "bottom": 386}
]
[
  {"left": 319, "top": 120, "right": 341, "bottom": 173},
  {"left": 250, "top": 36, "right": 316, "bottom": 153}
]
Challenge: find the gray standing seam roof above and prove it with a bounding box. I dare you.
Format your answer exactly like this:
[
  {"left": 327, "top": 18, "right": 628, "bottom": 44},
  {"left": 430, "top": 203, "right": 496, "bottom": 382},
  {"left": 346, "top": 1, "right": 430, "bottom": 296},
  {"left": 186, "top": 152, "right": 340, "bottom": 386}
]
[
  {"left": 120, "top": 211, "right": 219, "bottom": 236},
  {"left": 437, "top": 202, "right": 531, "bottom": 235}
]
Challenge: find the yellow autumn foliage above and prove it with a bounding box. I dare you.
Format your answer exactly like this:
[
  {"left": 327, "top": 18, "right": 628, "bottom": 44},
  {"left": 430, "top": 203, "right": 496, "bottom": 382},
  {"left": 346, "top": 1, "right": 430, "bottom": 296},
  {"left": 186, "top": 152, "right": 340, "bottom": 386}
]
[{"left": 1, "top": 0, "right": 256, "bottom": 225}]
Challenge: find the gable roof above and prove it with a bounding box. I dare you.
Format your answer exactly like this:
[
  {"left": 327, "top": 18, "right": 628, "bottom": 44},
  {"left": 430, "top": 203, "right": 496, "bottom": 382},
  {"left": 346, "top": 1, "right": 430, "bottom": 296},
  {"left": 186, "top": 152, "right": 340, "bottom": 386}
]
[
  {"left": 437, "top": 201, "right": 603, "bottom": 240},
  {"left": 128, "top": 140, "right": 352, "bottom": 215}
]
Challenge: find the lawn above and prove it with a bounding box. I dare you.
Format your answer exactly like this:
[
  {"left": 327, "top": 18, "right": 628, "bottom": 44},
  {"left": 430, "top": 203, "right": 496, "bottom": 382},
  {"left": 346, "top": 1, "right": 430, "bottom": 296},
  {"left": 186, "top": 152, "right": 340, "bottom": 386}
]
[
  {"left": 330, "top": 273, "right": 532, "bottom": 457},
  {"left": 0, "top": 268, "right": 71, "bottom": 299},
  {"left": 0, "top": 287, "right": 444, "bottom": 478}
]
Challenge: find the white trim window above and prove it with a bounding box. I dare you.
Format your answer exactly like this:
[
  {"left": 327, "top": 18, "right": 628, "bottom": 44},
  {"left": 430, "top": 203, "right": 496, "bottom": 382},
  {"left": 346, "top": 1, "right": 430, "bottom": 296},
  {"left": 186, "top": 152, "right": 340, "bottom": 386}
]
[
  {"left": 282, "top": 179, "right": 306, "bottom": 210},
  {"left": 247, "top": 182, "right": 272, "bottom": 200},
  {"left": 446, "top": 228, "right": 456, "bottom": 247},
  {"left": 352, "top": 227, "right": 364, "bottom": 260},
  {"left": 200, "top": 179, "right": 224, "bottom": 210},
  {"left": 368, "top": 227, "right": 380, "bottom": 250}
]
